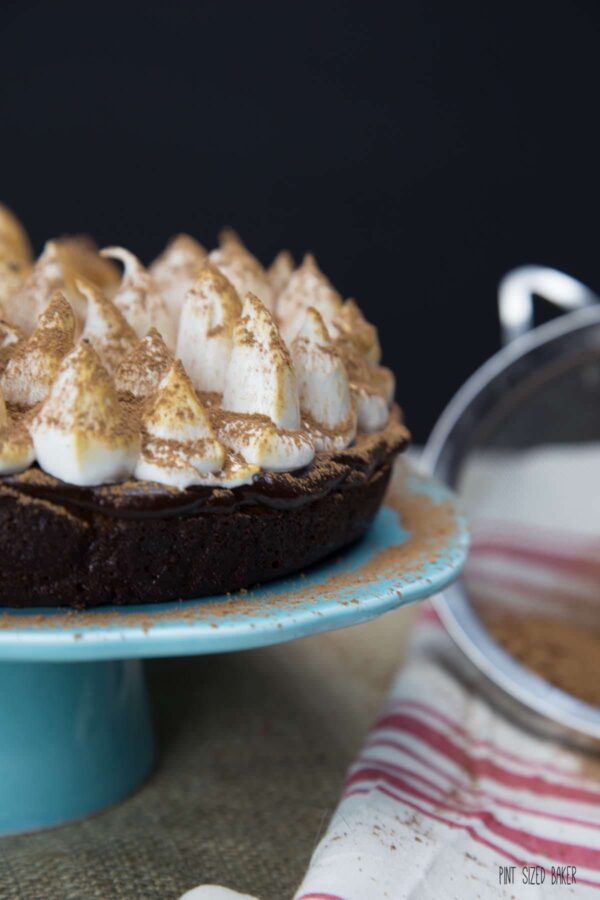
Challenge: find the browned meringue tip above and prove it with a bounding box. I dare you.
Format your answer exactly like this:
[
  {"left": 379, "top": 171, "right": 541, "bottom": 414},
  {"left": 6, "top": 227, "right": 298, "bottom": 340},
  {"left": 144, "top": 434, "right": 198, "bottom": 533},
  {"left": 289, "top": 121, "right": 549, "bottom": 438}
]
[
  {"left": 0, "top": 203, "right": 33, "bottom": 264},
  {"left": 241, "top": 290, "right": 285, "bottom": 338},
  {"left": 334, "top": 297, "right": 382, "bottom": 363},
  {"left": 267, "top": 249, "right": 295, "bottom": 295},
  {"left": 297, "top": 305, "right": 331, "bottom": 343},
  {"left": 236, "top": 291, "right": 295, "bottom": 371},
  {"left": 54, "top": 235, "right": 121, "bottom": 291},
  {"left": 218, "top": 227, "right": 245, "bottom": 249},
  {"left": 165, "top": 233, "right": 207, "bottom": 256},
  {"left": 272, "top": 249, "right": 294, "bottom": 266},
  {"left": 222, "top": 289, "right": 301, "bottom": 431},
  {"left": 145, "top": 325, "right": 169, "bottom": 343},
  {"left": 37, "top": 291, "right": 76, "bottom": 336},
  {"left": 74, "top": 275, "right": 102, "bottom": 298},
  {"left": 34, "top": 338, "right": 137, "bottom": 445},
  {"left": 1, "top": 291, "right": 75, "bottom": 407},
  {"left": 0, "top": 256, "right": 30, "bottom": 308},
  {"left": 150, "top": 234, "right": 208, "bottom": 281},
  {"left": 74, "top": 275, "right": 124, "bottom": 311},
  {"left": 302, "top": 252, "right": 319, "bottom": 270},
  {"left": 298, "top": 252, "right": 334, "bottom": 283},
  {"left": 115, "top": 327, "right": 173, "bottom": 398},
  {"left": 193, "top": 260, "right": 242, "bottom": 304},
  {"left": 143, "top": 359, "right": 217, "bottom": 439},
  {"left": 77, "top": 276, "right": 138, "bottom": 368}
]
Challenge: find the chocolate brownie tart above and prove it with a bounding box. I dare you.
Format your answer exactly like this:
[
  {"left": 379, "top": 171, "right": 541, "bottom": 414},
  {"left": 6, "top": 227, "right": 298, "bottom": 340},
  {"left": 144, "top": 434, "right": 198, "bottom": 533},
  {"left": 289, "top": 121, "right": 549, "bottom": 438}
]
[{"left": 0, "top": 207, "right": 409, "bottom": 608}]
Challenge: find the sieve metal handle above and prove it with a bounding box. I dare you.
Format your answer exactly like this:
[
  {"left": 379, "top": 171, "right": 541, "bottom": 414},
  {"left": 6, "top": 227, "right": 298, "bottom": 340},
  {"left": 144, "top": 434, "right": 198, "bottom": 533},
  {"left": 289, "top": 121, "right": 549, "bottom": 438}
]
[{"left": 498, "top": 265, "right": 600, "bottom": 345}]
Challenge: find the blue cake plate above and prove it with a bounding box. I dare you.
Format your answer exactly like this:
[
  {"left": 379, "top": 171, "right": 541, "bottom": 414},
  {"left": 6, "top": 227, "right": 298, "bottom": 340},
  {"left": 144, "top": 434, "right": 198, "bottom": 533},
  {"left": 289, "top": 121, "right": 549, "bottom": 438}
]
[{"left": 0, "top": 465, "right": 468, "bottom": 835}]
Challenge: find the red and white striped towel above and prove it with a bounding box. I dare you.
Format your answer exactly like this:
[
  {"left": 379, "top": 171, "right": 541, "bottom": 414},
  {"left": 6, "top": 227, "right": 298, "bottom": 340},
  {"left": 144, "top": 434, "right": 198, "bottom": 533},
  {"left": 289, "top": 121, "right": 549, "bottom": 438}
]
[
  {"left": 296, "top": 445, "right": 600, "bottom": 898},
  {"left": 186, "top": 447, "right": 600, "bottom": 899},
  {"left": 294, "top": 603, "right": 600, "bottom": 900}
]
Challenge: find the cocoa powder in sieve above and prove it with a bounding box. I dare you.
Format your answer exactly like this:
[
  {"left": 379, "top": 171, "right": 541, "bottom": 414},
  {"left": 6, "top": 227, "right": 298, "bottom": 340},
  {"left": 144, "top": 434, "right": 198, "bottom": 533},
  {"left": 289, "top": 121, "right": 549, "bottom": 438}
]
[{"left": 482, "top": 611, "right": 600, "bottom": 707}]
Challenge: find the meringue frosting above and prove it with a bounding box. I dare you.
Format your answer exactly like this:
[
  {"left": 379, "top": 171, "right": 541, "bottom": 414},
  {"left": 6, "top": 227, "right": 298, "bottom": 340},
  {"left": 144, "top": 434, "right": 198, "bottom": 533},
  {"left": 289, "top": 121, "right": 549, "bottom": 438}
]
[
  {"left": 101, "top": 247, "right": 176, "bottom": 349},
  {"left": 2, "top": 293, "right": 75, "bottom": 407},
  {"left": 223, "top": 293, "right": 300, "bottom": 429},
  {"left": 150, "top": 234, "right": 207, "bottom": 321},
  {"left": 0, "top": 385, "right": 34, "bottom": 474},
  {"left": 176, "top": 262, "right": 241, "bottom": 393},
  {"left": 78, "top": 278, "right": 138, "bottom": 374},
  {"left": 277, "top": 253, "right": 343, "bottom": 343},
  {"left": 292, "top": 307, "right": 357, "bottom": 450},
  {"left": 31, "top": 341, "right": 140, "bottom": 487},
  {"left": 0, "top": 203, "right": 33, "bottom": 264},
  {"left": 209, "top": 229, "right": 274, "bottom": 313},
  {"left": 135, "top": 361, "right": 226, "bottom": 488},
  {"left": 114, "top": 327, "right": 173, "bottom": 398},
  {"left": 0, "top": 208, "right": 401, "bottom": 490}
]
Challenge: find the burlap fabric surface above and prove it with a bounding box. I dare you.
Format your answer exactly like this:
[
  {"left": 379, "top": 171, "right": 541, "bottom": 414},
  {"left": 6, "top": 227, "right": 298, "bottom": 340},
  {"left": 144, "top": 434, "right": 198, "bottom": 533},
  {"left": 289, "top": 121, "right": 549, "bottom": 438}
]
[{"left": 0, "top": 605, "right": 416, "bottom": 900}]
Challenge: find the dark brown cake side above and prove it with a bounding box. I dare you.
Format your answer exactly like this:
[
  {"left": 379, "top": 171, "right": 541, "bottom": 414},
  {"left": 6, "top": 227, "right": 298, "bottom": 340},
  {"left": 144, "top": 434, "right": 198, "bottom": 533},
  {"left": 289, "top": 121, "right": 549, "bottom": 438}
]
[{"left": 0, "top": 457, "right": 393, "bottom": 608}]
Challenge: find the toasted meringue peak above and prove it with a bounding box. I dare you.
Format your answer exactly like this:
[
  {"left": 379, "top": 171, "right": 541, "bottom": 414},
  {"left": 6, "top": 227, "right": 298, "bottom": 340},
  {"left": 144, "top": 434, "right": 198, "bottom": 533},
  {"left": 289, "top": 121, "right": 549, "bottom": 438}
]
[
  {"left": 267, "top": 249, "right": 294, "bottom": 300},
  {"left": 37, "top": 292, "right": 76, "bottom": 334},
  {"left": 135, "top": 361, "right": 226, "bottom": 488},
  {"left": 176, "top": 262, "right": 242, "bottom": 393},
  {"left": 292, "top": 308, "right": 356, "bottom": 450},
  {"left": 209, "top": 229, "right": 274, "bottom": 312},
  {"left": 3, "top": 241, "right": 66, "bottom": 333},
  {"left": 0, "top": 384, "right": 34, "bottom": 474},
  {"left": 150, "top": 234, "right": 208, "bottom": 320},
  {"left": 101, "top": 247, "right": 176, "bottom": 349},
  {"left": 0, "top": 254, "right": 30, "bottom": 310},
  {"left": 222, "top": 292, "right": 300, "bottom": 430},
  {"left": 0, "top": 204, "right": 32, "bottom": 263},
  {"left": 56, "top": 235, "right": 121, "bottom": 295},
  {"left": 335, "top": 336, "right": 394, "bottom": 432},
  {"left": 78, "top": 278, "right": 138, "bottom": 374},
  {"left": 277, "top": 253, "right": 343, "bottom": 344},
  {"left": 143, "top": 361, "right": 218, "bottom": 443},
  {"left": 2, "top": 292, "right": 75, "bottom": 407},
  {"left": 333, "top": 298, "right": 382, "bottom": 363},
  {"left": 30, "top": 341, "right": 139, "bottom": 486},
  {"left": 114, "top": 327, "right": 173, "bottom": 399},
  {"left": 0, "top": 391, "right": 35, "bottom": 475},
  {"left": 355, "top": 389, "right": 391, "bottom": 432},
  {"left": 0, "top": 317, "right": 25, "bottom": 367},
  {"left": 0, "top": 396, "right": 34, "bottom": 474},
  {"left": 217, "top": 413, "right": 314, "bottom": 473},
  {"left": 373, "top": 364, "right": 395, "bottom": 405}
]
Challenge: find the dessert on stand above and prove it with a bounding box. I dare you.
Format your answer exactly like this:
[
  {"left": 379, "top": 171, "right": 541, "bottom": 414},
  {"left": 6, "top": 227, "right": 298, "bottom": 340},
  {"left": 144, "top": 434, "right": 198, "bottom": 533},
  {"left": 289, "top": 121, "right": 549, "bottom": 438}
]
[{"left": 0, "top": 205, "right": 467, "bottom": 833}]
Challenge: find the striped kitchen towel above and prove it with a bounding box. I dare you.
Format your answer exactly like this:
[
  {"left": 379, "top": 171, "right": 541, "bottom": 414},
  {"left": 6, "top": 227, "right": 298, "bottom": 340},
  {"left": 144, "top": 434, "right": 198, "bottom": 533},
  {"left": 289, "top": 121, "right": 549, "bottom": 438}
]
[
  {"left": 184, "top": 445, "right": 600, "bottom": 899},
  {"left": 293, "top": 602, "right": 600, "bottom": 899}
]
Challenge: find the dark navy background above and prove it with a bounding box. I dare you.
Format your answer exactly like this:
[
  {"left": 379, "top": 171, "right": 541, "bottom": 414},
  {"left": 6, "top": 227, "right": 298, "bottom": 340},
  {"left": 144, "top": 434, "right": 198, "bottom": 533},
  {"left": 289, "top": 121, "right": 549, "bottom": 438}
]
[{"left": 2, "top": 0, "right": 599, "bottom": 439}]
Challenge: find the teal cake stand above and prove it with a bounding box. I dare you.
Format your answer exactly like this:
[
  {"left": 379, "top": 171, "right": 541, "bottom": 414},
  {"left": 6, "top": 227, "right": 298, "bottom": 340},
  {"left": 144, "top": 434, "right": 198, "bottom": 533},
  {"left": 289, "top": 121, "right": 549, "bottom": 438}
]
[{"left": 0, "top": 466, "right": 467, "bottom": 834}]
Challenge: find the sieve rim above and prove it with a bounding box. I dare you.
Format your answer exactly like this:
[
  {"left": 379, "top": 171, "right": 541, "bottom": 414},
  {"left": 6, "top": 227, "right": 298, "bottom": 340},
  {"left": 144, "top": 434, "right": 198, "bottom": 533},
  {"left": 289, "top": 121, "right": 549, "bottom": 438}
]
[{"left": 423, "top": 303, "right": 600, "bottom": 742}]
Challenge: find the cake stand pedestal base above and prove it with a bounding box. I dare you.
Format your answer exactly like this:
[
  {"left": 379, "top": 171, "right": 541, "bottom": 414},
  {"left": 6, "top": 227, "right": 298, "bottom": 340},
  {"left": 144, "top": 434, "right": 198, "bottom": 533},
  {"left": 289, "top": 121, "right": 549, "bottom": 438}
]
[{"left": 0, "top": 659, "right": 155, "bottom": 835}]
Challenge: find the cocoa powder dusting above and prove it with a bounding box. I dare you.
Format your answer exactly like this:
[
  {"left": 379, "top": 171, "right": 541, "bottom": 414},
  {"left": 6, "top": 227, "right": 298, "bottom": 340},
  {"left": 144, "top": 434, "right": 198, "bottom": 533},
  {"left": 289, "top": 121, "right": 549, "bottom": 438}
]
[{"left": 482, "top": 611, "right": 600, "bottom": 707}]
